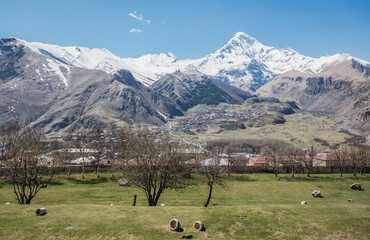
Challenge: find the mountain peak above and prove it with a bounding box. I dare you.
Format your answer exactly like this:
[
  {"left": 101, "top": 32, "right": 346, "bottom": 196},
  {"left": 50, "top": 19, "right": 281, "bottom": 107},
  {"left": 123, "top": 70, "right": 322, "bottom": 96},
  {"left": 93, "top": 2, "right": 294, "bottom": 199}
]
[
  {"left": 229, "top": 32, "right": 260, "bottom": 46},
  {"left": 0, "top": 37, "right": 20, "bottom": 46}
]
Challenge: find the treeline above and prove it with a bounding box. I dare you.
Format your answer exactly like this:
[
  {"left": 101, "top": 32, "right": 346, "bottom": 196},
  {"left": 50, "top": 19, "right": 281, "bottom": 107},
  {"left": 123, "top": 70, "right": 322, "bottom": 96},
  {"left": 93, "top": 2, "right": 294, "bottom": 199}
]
[{"left": 206, "top": 138, "right": 293, "bottom": 154}]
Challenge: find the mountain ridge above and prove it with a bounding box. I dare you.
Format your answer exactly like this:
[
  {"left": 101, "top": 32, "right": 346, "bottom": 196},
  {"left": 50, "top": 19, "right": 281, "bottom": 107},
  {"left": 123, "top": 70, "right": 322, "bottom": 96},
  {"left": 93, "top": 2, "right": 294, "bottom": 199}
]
[{"left": 3, "top": 33, "right": 368, "bottom": 92}]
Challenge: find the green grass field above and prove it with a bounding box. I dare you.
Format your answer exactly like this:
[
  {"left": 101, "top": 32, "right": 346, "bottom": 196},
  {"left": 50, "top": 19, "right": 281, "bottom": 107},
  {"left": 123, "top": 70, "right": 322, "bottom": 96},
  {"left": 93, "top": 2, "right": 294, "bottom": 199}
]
[{"left": 1, "top": 173, "right": 369, "bottom": 239}]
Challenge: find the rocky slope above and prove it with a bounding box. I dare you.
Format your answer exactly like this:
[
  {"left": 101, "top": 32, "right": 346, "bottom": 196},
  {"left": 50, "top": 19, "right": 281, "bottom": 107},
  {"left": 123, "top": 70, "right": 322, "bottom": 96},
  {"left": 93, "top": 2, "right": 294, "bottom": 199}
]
[
  {"left": 152, "top": 70, "right": 251, "bottom": 111},
  {"left": 32, "top": 69, "right": 184, "bottom": 133},
  {"left": 0, "top": 38, "right": 184, "bottom": 133},
  {"left": 257, "top": 58, "right": 370, "bottom": 133}
]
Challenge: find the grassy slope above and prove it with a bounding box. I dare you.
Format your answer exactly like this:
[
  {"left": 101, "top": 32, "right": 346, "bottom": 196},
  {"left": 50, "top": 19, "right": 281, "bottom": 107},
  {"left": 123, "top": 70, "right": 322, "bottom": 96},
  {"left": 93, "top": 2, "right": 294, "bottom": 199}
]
[
  {"left": 0, "top": 173, "right": 369, "bottom": 239},
  {"left": 172, "top": 103, "right": 351, "bottom": 150}
]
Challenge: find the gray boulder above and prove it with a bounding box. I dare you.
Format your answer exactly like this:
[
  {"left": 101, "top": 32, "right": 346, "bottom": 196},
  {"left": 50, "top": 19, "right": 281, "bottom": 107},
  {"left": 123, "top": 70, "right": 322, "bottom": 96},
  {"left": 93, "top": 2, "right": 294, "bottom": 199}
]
[
  {"left": 117, "top": 178, "right": 130, "bottom": 186},
  {"left": 350, "top": 183, "right": 362, "bottom": 190}
]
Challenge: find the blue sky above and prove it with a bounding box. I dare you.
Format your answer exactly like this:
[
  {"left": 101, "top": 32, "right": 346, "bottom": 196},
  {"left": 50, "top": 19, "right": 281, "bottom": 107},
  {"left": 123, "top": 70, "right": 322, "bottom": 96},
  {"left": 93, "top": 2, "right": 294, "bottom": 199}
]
[{"left": 1, "top": 0, "right": 369, "bottom": 61}]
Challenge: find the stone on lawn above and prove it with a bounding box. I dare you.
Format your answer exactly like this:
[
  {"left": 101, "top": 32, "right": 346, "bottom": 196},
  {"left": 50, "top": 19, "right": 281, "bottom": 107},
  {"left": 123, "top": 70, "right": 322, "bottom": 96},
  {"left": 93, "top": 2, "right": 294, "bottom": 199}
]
[
  {"left": 182, "top": 234, "right": 193, "bottom": 239},
  {"left": 117, "top": 178, "right": 130, "bottom": 186},
  {"left": 5, "top": 202, "right": 11, "bottom": 205},
  {"left": 301, "top": 201, "right": 307, "bottom": 205},
  {"left": 350, "top": 183, "right": 362, "bottom": 190},
  {"left": 36, "top": 208, "right": 47, "bottom": 216},
  {"left": 312, "top": 190, "right": 321, "bottom": 197}
]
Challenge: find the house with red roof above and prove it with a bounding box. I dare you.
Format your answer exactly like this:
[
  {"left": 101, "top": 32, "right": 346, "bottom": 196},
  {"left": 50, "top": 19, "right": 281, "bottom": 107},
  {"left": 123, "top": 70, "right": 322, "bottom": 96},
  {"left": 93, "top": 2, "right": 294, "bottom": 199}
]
[
  {"left": 313, "top": 153, "right": 351, "bottom": 167},
  {"left": 248, "top": 156, "right": 270, "bottom": 167}
]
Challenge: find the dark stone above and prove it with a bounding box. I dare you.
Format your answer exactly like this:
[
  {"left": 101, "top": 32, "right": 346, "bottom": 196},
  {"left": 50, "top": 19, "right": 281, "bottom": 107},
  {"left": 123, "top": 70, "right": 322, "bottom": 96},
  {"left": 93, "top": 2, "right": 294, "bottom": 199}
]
[
  {"left": 181, "top": 235, "right": 193, "bottom": 239},
  {"left": 350, "top": 183, "right": 362, "bottom": 190}
]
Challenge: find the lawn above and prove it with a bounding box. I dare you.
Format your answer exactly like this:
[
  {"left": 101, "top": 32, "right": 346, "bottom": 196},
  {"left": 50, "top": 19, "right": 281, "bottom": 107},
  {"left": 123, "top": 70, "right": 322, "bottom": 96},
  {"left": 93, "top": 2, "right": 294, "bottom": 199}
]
[{"left": 0, "top": 173, "right": 369, "bottom": 239}]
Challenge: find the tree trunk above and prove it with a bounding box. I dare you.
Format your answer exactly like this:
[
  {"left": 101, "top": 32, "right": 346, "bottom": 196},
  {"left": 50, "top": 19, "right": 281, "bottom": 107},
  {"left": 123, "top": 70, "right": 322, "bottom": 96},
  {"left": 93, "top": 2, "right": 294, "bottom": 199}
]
[
  {"left": 353, "top": 169, "right": 357, "bottom": 178},
  {"left": 68, "top": 161, "right": 71, "bottom": 180},
  {"left": 274, "top": 169, "right": 278, "bottom": 178},
  {"left": 340, "top": 170, "right": 343, "bottom": 177},
  {"left": 148, "top": 199, "right": 156, "bottom": 206},
  {"left": 307, "top": 170, "right": 310, "bottom": 177},
  {"left": 204, "top": 184, "right": 213, "bottom": 207},
  {"left": 111, "top": 160, "right": 115, "bottom": 179},
  {"left": 82, "top": 161, "right": 85, "bottom": 179},
  {"left": 291, "top": 169, "right": 295, "bottom": 178},
  {"left": 97, "top": 165, "right": 100, "bottom": 178}
]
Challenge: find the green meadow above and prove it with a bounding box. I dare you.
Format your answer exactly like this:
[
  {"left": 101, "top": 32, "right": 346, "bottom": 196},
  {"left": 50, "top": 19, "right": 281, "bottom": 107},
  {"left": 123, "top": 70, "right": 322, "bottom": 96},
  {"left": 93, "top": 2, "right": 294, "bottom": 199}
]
[{"left": 0, "top": 173, "right": 369, "bottom": 239}]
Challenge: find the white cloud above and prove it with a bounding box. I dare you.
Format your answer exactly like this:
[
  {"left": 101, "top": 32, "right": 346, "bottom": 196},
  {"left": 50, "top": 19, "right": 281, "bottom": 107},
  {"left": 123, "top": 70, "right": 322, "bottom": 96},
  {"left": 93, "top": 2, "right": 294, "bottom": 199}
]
[
  {"left": 161, "top": 21, "right": 165, "bottom": 25},
  {"left": 128, "top": 11, "right": 143, "bottom": 21},
  {"left": 128, "top": 11, "right": 150, "bottom": 24},
  {"left": 129, "top": 28, "right": 143, "bottom": 33}
]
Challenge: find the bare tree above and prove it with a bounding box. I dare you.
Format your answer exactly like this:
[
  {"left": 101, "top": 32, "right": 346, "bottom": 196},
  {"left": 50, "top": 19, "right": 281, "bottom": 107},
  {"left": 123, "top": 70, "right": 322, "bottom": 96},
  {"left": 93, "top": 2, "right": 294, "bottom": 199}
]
[
  {"left": 65, "top": 143, "right": 73, "bottom": 180},
  {"left": 90, "top": 126, "right": 104, "bottom": 178},
  {"left": 8, "top": 126, "right": 54, "bottom": 204},
  {"left": 118, "top": 129, "right": 191, "bottom": 206},
  {"left": 333, "top": 145, "right": 351, "bottom": 177},
  {"left": 302, "top": 146, "right": 316, "bottom": 177},
  {"left": 199, "top": 145, "right": 229, "bottom": 208},
  {"left": 106, "top": 122, "right": 119, "bottom": 179},
  {"left": 348, "top": 143, "right": 369, "bottom": 177},
  {"left": 286, "top": 146, "right": 304, "bottom": 178},
  {"left": 358, "top": 144, "right": 369, "bottom": 175},
  {"left": 262, "top": 140, "right": 291, "bottom": 177}
]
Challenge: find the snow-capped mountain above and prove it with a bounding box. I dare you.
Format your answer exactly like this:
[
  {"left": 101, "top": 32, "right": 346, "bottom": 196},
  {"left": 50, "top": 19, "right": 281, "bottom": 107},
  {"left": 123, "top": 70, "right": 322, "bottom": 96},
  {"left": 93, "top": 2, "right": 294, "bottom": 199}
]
[
  {"left": 184, "top": 32, "right": 369, "bottom": 91},
  {"left": 6, "top": 32, "right": 368, "bottom": 92}
]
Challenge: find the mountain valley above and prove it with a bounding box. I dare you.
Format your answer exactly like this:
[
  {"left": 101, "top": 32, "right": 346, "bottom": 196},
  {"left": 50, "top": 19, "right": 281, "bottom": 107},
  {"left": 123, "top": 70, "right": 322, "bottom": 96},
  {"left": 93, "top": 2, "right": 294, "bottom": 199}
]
[{"left": 0, "top": 33, "right": 369, "bottom": 145}]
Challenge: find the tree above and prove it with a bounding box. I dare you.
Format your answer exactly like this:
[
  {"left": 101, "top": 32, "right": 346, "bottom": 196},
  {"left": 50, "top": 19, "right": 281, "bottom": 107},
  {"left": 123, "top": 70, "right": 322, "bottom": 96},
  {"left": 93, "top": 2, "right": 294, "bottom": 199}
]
[
  {"left": 199, "top": 145, "right": 229, "bottom": 208},
  {"left": 348, "top": 143, "right": 369, "bottom": 177},
  {"left": 333, "top": 145, "right": 351, "bottom": 177},
  {"left": 261, "top": 140, "right": 291, "bottom": 177},
  {"left": 0, "top": 121, "right": 21, "bottom": 173},
  {"left": 107, "top": 122, "right": 119, "bottom": 179},
  {"left": 8, "top": 126, "right": 54, "bottom": 204},
  {"left": 118, "top": 129, "right": 191, "bottom": 206},
  {"left": 286, "top": 146, "right": 304, "bottom": 178},
  {"left": 302, "top": 146, "right": 316, "bottom": 177},
  {"left": 90, "top": 126, "right": 104, "bottom": 178},
  {"left": 74, "top": 130, "right": 88, "bottom": 179}
]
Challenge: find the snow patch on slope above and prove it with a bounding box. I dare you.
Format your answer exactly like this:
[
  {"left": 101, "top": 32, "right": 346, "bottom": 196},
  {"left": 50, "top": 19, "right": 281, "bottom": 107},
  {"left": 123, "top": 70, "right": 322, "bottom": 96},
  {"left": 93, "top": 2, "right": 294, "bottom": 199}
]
[{"left": 46, "top": 59, "right": 69, "bottom": 86}]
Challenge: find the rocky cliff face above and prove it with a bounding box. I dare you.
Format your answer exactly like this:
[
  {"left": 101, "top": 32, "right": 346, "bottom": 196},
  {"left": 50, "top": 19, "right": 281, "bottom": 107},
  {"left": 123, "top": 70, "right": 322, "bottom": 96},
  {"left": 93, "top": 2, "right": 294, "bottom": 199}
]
[
  {"left": 152, "top": 71, "right": 251, "bottom": 111},
  {"left": 257, "top": 59, "right": 370, "bottom": 133},
  {"left": 31, "top": 69, "right": 184, "bottom": 134}
]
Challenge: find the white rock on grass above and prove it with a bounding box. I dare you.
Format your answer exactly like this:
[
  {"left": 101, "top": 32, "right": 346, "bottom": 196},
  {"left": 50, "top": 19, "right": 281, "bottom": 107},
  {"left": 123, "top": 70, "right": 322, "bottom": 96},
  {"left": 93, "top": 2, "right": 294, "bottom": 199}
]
[
  {"left": 160, "top": 203, "right": 165, "bottom": 206},
  {"left": 5, "top": 202, "right": 11, "bottom": 205},
  {"left": 312, "top": 190, "right": 321, "bottom": 197},
  {"left": 301, "top": 201, "right": 307, "bottom": 205}
]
